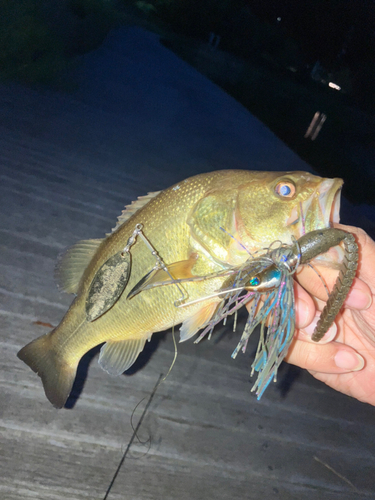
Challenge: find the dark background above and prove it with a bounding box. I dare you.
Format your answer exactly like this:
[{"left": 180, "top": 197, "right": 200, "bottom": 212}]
[{"left": 1, "top": 0, "right": 374, "bottom": 213}]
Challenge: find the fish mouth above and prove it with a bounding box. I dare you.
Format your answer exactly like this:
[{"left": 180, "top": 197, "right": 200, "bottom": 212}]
[
  {"left": 286, "top": 178, "right": 343, "bottom": 239},
  {"left": 296, "top": 178, "right": 344, "bottom": 266},
  {"left": 318, "top": 178, "right": 342, "bottom": 228},
  {"left": 317, "top": 179, "right": 344, "bottom": 266}
]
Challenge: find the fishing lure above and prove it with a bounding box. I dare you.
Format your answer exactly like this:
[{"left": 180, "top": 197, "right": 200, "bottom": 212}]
[
  {"left": 88, "top": 225, "right": 358, "bottom": 399},
  {"left": 86, "top": 224, "right": 186, "bottom": 321},
  {"left": 194, "top": 227, "right": 358, "bottom": 397},
  {"left": 138, "top": 227, "right": 358, "bottom": 398}
]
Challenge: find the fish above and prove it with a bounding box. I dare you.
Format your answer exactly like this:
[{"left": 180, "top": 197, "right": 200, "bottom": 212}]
[{"left": 17, "top": 169, "right": 342, "bottom": 408}]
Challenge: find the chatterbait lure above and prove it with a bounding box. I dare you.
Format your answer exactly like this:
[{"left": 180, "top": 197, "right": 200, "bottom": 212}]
[{"left": 162, "top": 228, "right": 358, "bottom": 398}]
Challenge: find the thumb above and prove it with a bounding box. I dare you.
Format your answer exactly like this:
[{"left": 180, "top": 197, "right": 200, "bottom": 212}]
[{"left": 285, "top": 338, "right": 365, "bottom": 374}]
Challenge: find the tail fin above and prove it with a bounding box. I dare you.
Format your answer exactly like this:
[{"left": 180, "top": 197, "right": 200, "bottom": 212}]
[{"left": 17, "top": 334, "right": 77, "bottom": 409}]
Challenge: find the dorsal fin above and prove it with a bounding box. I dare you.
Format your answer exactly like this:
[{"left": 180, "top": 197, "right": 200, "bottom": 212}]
[
  {"left": 108, "top": 191, "right": 161, "bottom": 235},
  {"left": 55, "top": 239, "right": 102, "bottom": 294}
]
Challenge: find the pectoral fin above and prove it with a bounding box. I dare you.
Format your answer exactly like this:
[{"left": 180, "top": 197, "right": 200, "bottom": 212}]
[
  {"left": 127, "top": 267, "right": 160, "bottom": 299},
  {"left": 179, "top": 301, "right": 219, "bottom": 342},
  {"left": 98, "top": 338, "right": 147, "bottom": 376},
  {"left": 127, "top": 253, "right": 198, "bottom": 299}
]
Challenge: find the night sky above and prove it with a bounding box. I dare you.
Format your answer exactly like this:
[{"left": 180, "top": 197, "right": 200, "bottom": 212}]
[{"left": 248, "top": 0, "right": 375, "bottom": 67}]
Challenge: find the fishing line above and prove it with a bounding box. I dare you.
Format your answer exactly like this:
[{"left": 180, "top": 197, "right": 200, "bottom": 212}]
[
  {"left": 299, "top": 202, "right": 306, "bottom": 235},
  {"left": 102, "top": 373, "right": 163, "bottom": 500},
  {"left": 130, "top": 398, "right": 152, "bottom": 448},
  {"left": 161, "top": 325, "right": 178, "bottom": 383},
  {"left": 219, "top": 226, "right": 252, "bottom": 255},
  {"left": 307, "top": 263, "right": 330, "bottom": 298},
  {"left": 127, "top": 318, "right": 179, "bottom": 457}
]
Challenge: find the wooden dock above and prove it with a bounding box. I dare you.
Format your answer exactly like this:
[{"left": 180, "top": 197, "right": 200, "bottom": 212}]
[{"left": 0, "top": 27, "right": 374, "bottom": 500}]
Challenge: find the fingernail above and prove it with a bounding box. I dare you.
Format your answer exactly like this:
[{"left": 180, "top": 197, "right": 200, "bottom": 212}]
[
  {"left": 334, "top": 351, "right": 365, "bottom": 371},
  {"left": 302, "top": 315, "right": 337, "bottom": 343},
  {"left": 295, "top": 299, "right": 310, "bottom": 328},
  {"left": 346, "top": 288, "right": 373, "bottom": 310}
]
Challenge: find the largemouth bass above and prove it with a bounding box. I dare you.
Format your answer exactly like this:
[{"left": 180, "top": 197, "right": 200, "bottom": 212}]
[{"left": 18, "top": 170, "right": 342, "bottom": 407}]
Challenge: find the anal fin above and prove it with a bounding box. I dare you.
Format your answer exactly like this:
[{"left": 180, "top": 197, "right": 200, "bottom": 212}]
[{"left": 98, "top": 338, "right": 147, "bottom": 376}]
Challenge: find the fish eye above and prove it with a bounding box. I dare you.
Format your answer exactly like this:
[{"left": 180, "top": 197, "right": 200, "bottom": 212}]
[
  {"left": 248, "top": 276, "right": 260, "bottom": 286},
  {"left": 275, "top": 181, "right": 296, "bottom": 198}
]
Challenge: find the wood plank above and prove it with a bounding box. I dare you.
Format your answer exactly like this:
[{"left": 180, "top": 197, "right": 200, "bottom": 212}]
[{"left": 2, "top": 326, "right": 374, "bottom": 496}]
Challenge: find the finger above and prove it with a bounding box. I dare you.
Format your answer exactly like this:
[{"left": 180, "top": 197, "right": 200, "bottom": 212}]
[
  {"left": 342, "top": 278, "right": 372, "bottom": 310},
  {"left": 244, "top": 282, "right": 316, "bottom": 328},
  {"left": 296, "top": 223, "right": 374, "bottom": 305},
  {"left": 296, "top": 264, "right": 336, "bottom": 302},
  {"left": 296, "top": 312, "right": 337, "bottom": 344},
  {"left": 334, "top": 223, "right": 375, "bottom": 288},
  {"left": 285, "top": 339, "right": 365, "bottom": 373},
  {"left": 297, "top": 263, "right": 372, "bottom": 311},
  {"left": 294, "top": 281, "right": 316, "bottom": 328}
]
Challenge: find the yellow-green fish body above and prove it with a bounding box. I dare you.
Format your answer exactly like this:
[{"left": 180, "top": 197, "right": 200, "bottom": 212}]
[{"left": 18, "top": 170, "right": 342, "bottom": 407}]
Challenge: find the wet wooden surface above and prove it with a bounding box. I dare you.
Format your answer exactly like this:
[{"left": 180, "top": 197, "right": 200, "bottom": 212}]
[{"left": 1, "top": 27, "right": 374, "bottom": 500}]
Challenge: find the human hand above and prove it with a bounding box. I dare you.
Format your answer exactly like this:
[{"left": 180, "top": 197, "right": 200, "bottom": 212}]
[{"left": 286, "top": 223, "right": 375, "bottom": 406}]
